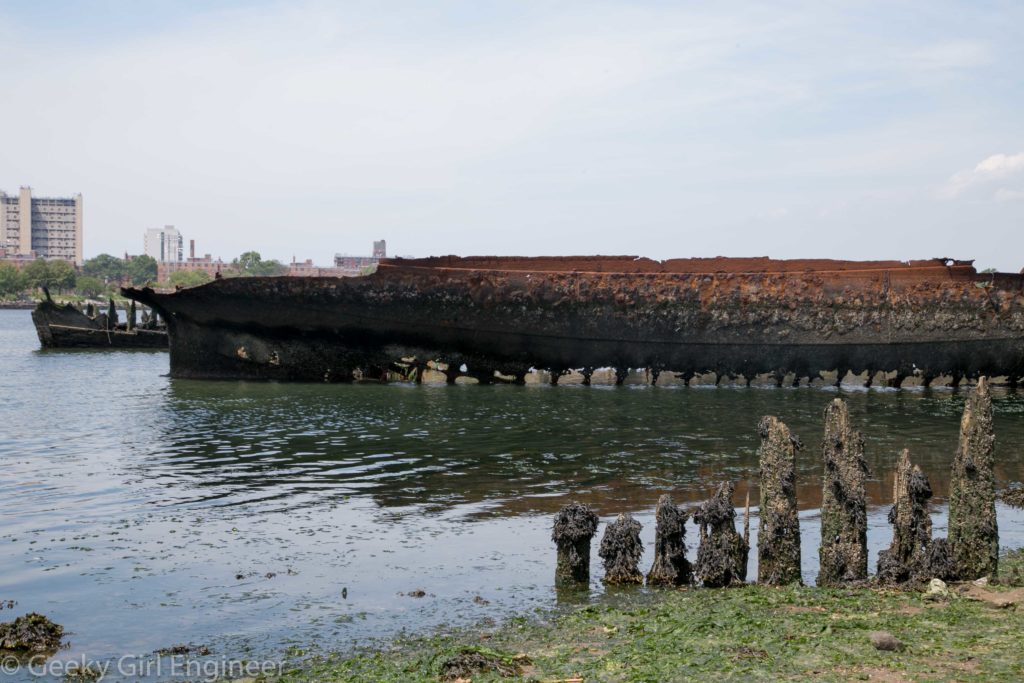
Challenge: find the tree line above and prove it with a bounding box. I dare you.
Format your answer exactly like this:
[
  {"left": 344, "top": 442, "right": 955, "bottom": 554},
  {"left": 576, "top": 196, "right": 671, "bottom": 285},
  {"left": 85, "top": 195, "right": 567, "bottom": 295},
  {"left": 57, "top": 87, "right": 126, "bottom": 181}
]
[{"left": 1, "top": 251, "right": 289, "bottom": 299}]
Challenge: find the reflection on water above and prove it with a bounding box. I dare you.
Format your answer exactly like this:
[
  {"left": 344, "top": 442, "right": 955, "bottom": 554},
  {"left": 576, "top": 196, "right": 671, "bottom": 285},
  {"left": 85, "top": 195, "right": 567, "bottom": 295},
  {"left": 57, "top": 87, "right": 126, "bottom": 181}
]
[
  {"left": 2, "top": 309, "right": 1024, "bottom": 680},
  {"left": 150, "top": 377, "right": 1024, "bottom": 513}
]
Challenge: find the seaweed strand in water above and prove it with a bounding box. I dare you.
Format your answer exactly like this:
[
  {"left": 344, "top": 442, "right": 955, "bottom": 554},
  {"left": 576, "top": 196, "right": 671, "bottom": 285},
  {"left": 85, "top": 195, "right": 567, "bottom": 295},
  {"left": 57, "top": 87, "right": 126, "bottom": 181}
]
[
  {"left": 551, "top": 502, "right": 599, "bottom": 586},
  {"left": 599, "top": 513, "right": 644, "bottom": 585}
]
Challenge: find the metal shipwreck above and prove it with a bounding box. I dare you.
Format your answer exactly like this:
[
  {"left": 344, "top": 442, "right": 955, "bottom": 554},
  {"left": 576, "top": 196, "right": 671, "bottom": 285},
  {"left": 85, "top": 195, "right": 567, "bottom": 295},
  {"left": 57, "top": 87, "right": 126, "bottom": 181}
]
[
  {"left": 32, "top": 290, "right": 167, "bottom": 350},
  {"left": 122, "top": 256, "right": 1024, "bottom": 383}
]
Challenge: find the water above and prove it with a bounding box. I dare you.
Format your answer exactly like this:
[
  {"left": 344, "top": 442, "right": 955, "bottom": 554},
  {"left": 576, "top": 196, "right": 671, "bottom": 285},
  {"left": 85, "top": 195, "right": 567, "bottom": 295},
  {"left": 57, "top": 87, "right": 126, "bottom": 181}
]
[{"left": 2, "top": 308, "right": 1024, "bottom": 679}]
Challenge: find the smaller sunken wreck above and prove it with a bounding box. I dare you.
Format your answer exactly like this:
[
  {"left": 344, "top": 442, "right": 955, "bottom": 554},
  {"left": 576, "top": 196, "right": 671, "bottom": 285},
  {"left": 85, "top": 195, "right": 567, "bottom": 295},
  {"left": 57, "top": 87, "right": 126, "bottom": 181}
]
[{"left": 32, "top": 289, "right": 166, "bottom": 349}]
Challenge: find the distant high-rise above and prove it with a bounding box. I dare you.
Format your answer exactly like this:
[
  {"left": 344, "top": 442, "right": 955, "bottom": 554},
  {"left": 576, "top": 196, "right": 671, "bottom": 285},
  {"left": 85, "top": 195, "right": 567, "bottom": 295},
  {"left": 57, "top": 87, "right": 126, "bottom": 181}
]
[
  {"left": 0, "top": 187, "right": 83, "bottom": 265},
  {"left": 373, "top": 240, "right": 387, "bottom": 259},
  {"left": 144, "top": 226, "right": 183, "bottom": 263}
]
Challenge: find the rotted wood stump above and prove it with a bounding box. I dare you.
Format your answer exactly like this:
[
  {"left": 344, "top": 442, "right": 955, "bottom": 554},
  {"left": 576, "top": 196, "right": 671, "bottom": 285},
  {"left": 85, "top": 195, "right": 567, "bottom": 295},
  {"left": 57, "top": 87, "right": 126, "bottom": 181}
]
[
  {"left": 694, "top": 481, "right": 749, "bottom": 588},
  {"left": 552, "top": 502, "right": 600, "bottom": 586},
  {"left": 948, "top": 377, "right": 999, "bottom": 580},
  {"left": 599, "top": 513, "right": 644, "bottom": 585},
  {"left": 757, "top": 416, "right": 802, "bottom": 585},
  {"left": 875, "top": 449, "right": 953, "bottom": 583},
  {"left": 817, "top": 399, "right": 868, "bottom": 586},
  {"left": 646, "top": 494, "right": 692, "bottom": 587}
]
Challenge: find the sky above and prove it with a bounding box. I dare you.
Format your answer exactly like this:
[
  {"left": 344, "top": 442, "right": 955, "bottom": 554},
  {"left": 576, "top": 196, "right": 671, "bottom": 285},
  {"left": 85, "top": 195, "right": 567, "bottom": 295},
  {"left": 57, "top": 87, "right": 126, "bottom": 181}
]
[{"left": 0, "top": 0, "right": 1021, "bottom": 270}]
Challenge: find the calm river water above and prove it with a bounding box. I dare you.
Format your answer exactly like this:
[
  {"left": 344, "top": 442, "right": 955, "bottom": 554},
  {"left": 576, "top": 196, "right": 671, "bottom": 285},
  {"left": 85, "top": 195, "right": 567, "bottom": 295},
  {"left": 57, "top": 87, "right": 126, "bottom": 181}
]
[{"left": 2, "top": 309, "right": 1023, "bottom": 679}]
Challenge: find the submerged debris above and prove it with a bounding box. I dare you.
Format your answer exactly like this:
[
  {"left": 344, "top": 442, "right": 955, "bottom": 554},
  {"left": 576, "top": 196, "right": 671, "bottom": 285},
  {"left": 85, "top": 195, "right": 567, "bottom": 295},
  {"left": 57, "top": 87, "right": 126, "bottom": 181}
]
[
  {"left": 646, "top": 494, "right": 692, "bottom": 587},
  {"left": 599, "top": 513, "right": 644, "bottom": 585},
  {"left": 0, "top": 613, "right": 64, "bottom": 653},
  {"left": 757, "top": 417, "right": 802, "bottom": 585},
  {"left": 552, "top": 502, "right": 600, "bottom": 586},
  {"left": 818, "top": 399, "right": 868, "bottom": 586},
  {"left": 948, "top": 377, "right": 999, "bottom": 580},
  {"left": 155, "top": 644, "right": 212, "bottom": 657},
  {"left": 876, "top": 450, "right": 951, "bottom": 584},
  {"left": 693, "top": 482, "right": 749, "bottom": 588},
  {"left": 439, "top": 648, "right": 530, "bottom": 681}
]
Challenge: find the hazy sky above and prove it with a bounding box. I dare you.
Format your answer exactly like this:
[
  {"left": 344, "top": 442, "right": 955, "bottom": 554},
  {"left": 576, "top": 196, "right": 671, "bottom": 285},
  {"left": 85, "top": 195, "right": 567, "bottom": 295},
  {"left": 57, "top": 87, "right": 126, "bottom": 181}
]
[{"left": 1, "top": 1, "right": 1021, "bottom": 269}]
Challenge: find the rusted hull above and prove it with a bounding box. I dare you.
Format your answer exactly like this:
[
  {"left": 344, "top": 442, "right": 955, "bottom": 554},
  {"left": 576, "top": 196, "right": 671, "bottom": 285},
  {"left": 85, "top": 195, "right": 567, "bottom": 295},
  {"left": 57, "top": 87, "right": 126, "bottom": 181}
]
[{"left": 122, "top": 256, "right": 1024, "bottom": 383}]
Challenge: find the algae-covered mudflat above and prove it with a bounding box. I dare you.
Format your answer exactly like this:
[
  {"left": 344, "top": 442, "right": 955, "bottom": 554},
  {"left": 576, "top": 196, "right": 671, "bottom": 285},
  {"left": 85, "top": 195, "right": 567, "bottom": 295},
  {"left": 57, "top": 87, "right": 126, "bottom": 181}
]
[{"left": 280, "top": 551, "right": 1024, "bottom": 682}]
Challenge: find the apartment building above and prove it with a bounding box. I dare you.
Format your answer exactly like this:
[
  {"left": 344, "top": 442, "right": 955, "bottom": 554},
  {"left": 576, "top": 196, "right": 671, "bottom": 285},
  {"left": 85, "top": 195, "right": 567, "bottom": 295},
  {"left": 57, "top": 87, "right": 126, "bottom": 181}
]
[
  {"left": 144, "top": 225, "right": 183, "bottom": 262},
  {"left": 0, "top": 187, "right": 83, "bottom": 265}
]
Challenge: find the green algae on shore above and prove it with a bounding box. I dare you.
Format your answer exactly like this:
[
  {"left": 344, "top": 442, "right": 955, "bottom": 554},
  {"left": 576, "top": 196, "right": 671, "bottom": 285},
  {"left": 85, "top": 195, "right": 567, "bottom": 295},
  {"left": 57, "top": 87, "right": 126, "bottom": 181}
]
[{"left": 274, "top": 550, "right": 1024, "bottom": 682}]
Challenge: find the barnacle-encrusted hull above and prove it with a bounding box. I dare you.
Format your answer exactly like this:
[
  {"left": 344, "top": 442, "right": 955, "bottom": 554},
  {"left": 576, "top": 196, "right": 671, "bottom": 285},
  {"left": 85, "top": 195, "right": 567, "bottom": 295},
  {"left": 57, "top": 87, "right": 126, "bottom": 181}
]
[{"left": 122, "top": 256, "right": 1024, "bottom": 383}]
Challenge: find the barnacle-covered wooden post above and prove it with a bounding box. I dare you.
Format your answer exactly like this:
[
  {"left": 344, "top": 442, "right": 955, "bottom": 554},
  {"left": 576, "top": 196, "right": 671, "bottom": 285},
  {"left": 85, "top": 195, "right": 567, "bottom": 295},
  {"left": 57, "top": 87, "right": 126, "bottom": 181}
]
[
  {"left": 757, "top": 416, "right": 802, "bottom": 585},
  {"left": 693, "top": 481, "right": 749, "bottom": 587},
  {"left": 818, "top": 399, "right": 868, "bottom": 586},
  {"left": 599, "top": 513, "right": 644, "bottom": 585},
  {"left": 948, "top": 376, "right": 999, "bottom": 579},
  {"left": 875, "top": 449, "right": 953, "bottom": 583},
  {"left": 552, "top": 502, "right": 599, "bottom": 586},
  {"left": 646, "top": 494, "right": 692, "bottom": 586}
]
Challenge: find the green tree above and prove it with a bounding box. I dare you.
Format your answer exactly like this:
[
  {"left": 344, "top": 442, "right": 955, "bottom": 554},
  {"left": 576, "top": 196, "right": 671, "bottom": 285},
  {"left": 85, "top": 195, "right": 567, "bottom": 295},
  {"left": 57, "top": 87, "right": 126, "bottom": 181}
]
[
  {"left": 252, "top": 259, "right": 287, "bottom": 276},
  {"left": 234, "top": 251, "right": 262, "bottom": 273},
  {"left": 22, "top": 259, "right": 76, "bottom": 292},
  {"left": 0, "top": 262, "right": 26, "bottom": 296},
  {"left": 127, "top": 254, "right": 158, "bottom": 285},
  {"left": 48, "top": 260, "right": 76, "bottom": 291},
  {"left": 74, "top": 275, "right": 106, "bottom": 298},
  {"left": 83, "top": 253, "right": 127, "bottom": 282},
  {"left": 232, "top": 251, "right": 287, "bottom": 277},
  {"left": 168, "top": 270, "right": 212, "bottom": 288}
]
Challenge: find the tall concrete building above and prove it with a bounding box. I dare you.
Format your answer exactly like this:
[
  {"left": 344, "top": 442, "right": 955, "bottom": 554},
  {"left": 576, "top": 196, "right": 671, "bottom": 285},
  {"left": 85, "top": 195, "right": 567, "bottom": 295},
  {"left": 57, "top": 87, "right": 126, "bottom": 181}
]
[
  {"left": 144, "top": 226, "right": 183, "bottom": 263},
  {"left": 0, "top": 187, "right": 83, "bottom": 265}
]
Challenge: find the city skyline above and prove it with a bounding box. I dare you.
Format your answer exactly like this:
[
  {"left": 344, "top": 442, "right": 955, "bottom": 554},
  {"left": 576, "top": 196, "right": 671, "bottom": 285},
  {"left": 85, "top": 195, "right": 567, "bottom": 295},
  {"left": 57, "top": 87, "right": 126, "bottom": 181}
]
[{"left": 1, "top": 1, "right": 1021, "bottom": 271}]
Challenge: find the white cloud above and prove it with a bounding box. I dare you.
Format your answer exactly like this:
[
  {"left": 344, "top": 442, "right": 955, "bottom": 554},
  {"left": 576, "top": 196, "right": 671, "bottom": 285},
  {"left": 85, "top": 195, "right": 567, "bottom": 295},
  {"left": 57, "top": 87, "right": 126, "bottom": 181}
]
[
  {"left": 942, "top": 152, "right": 1024, "bottom": 199},
  {"left": 976, "top": 153, "right": 1024, "bottom": 176}
]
